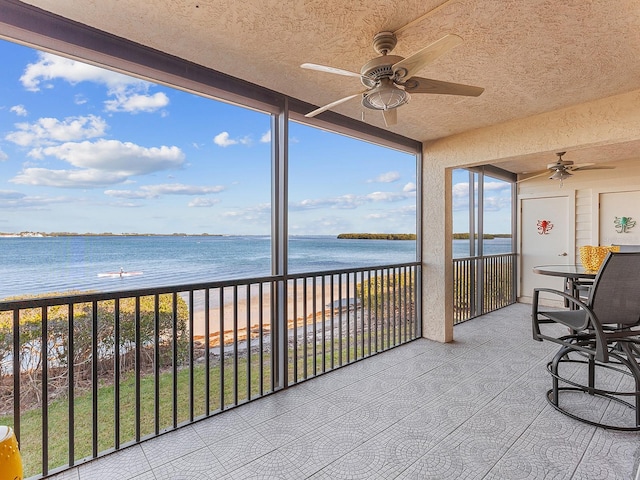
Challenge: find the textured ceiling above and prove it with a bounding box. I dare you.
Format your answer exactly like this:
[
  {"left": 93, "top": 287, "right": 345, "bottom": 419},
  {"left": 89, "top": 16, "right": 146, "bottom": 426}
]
[{"left": 18, "top": 0, "right": 640, "bottom": 174}]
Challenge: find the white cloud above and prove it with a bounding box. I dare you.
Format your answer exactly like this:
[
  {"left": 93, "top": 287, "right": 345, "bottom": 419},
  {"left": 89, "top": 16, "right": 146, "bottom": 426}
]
[
  {"left": 484, "top": 196, "right": 511, "bottom": 212},
  {"left": 10, "top": 105, "right": 28, "bottom": 116},
  {"left": 484, "top": 181, "right": 511, "bottom": 192},
  {"left": 32, "top": 139, "right": 184, "bottom": 174},
  {"left": 366, "top": 204, "right": 416, "bottom": 218},
  {"left": 400, "top": 204, "right": 417, "bottom": 214},
  {"left": 365, "top": 191, "right": 410, "bottom": 202},
  {"left": 147, "top": 184, "right": 224, "bottom": 195},
  {"left": 20, "top": 52, "right": 169, "bottom": 114},
  {"left": 110, "top": 201, "right": 143, "bottom": 208},
  {"left": 0, "top": 190, "right": 26, "bottom": 200},
  {"left": 221, "top": 203, "right": 270, "bottom": 221},
  {"left": 21, "top": 52, "right": 136, "bottom": 92},
  {"left": 102, "top": 189, "right": 150, "bottom": 199},
  {"left": 213, "top": 131, "right": 252, "bottom": 147},
  {"left": 11, "top": 168, "right": 128, "bottom": 188},
  {"left": 292, "top": 188, "right": 414, "bottom": 211},
  {"left": 105, "top": 183, "right": 225, "bottom": 199},
  {"left": 365, "top": 213, "right": 389, "bottom": 219},
  {"left": 453, "top": 181, "right": 510, "bottom": 196},
  {"left": 260, "top": 131, "right": 271, "bottom": 143},
  {"left": 403, "top": 182, "right": 416, "bottom": 192},
  {"left": 295, "top": 194, "right": 362, "bottom": 210},
  {"left": 0, "top": 193, "right": 71, "bottom": 208},
  {"left": 104, "top": 92, "right": 169, "bottom": 113},
  {"left": 369, "top": 171, "right": 400, "bottom": 183},
  {"left": 453, "top": 182, "right": 470, "bottom": 196},
  {"left": 6, "top": 115, "right": 107, "bottom": 147},
  {"left": 213, "top": 132, "right": 236, "bottom": 147},
  {"left": 11, "top": 140, "right": 185, "bottom": 188},
  {"left": 188, "top": 198, "right": 221, "bottom": 207},
  {"left": 452, "top": 181, "right": 511, "bottom": 211},
  {"left": 0, "top": 149, "right": 7, "bottom": 162}
]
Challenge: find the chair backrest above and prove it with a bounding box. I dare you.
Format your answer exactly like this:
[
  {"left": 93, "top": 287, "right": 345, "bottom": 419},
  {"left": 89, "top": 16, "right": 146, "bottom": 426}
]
[
  {"left": 589, "top": 252, "right": 640, "bottom": 326},
  {"left": 612, "top": 244, "right": 640, "bottom": 252}
]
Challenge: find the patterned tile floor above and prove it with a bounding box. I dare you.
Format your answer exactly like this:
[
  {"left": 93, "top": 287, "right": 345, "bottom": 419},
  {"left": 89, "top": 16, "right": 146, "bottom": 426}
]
[{"left": 48, "top": 303, "right": 640, "bottom": 480}]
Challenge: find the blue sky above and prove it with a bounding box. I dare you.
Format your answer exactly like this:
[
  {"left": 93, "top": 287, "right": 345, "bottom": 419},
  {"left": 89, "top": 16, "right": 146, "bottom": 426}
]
[
  {"left": 0, "top": 39, "right": 510, "bottom": 235},
  {"left": 451, "top": 169, "right": 513, "bottom": 234}
]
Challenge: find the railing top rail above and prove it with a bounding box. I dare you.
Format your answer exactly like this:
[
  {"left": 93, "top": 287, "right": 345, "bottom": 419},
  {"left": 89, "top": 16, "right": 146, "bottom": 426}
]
[
  {"left": 0, "top": 274, "right": 281, "bottom": 311},
  {"left": 286, "top": 261, "right": 420, "bottom": 280},
  {"left": 0, "top": 261, "right": 420, "bottom": 311},
  {"left": 453, "top": 252, "right": 517, "bottom": 262}
]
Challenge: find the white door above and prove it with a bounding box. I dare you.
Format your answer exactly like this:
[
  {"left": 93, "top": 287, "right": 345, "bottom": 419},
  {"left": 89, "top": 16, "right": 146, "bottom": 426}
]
[
  {"left": 599, "top": 190, "right": 640, "bottom": 245},
  {"left": 520, "top": 195, "right": 572, "bottom": 304}
]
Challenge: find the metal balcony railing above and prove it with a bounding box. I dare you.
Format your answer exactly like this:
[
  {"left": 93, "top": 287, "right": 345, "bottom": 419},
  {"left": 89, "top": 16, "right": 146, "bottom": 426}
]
[
  {"left": 453, "top": 253, "right": 517, "bottom": 324},
  {"left": 0, "top": 262, "right": 420, "bottom": 478}
]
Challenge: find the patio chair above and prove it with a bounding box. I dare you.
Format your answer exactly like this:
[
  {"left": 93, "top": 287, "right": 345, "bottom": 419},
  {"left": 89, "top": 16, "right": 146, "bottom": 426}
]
[{"left": 532, "top": 251, "right": 640, "bottom": 431}]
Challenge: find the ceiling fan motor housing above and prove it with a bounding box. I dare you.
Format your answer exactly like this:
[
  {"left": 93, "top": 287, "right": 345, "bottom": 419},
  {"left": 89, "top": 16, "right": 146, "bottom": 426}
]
[{"left": 360, "top": 55, "right": 404, "bottom": 87}]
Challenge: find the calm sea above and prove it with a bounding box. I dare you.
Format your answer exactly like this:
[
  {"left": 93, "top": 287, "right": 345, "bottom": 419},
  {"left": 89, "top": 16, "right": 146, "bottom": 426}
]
[{"left": 0, "top": 235, "right": 511, "bottom": 299}]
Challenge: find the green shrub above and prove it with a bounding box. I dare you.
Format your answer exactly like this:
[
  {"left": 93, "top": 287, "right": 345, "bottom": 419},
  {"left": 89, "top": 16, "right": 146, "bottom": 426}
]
[
  {"left": 356, "top": 272, "right": 415, "bottom": 312},
  {"left": 0, "top": 292, "right": 189, "bottom": 411}
]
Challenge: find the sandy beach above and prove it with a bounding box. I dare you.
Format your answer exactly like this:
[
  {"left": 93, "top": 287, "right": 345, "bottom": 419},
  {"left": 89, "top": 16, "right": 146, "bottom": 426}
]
[{"left": 185, "top": 281, "right": 353, "bottom": 348}]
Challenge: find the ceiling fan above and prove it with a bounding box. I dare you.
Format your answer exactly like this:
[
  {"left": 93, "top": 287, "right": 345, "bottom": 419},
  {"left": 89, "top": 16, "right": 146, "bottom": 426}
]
[
  {"left": 300, "top": 32, "right": 484, "bottom": 127},
  {"left": 518, "top": 152, "right": 616, "bottom": 186}
]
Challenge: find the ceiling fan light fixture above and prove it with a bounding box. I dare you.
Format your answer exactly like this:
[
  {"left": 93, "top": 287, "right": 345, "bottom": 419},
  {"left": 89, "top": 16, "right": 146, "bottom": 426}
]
[
  {"left": 549, "top": 169, "right": 572, "bottom": 181},
  {"left": 362, "top": 80, "right": 410, "bottom": 110}
]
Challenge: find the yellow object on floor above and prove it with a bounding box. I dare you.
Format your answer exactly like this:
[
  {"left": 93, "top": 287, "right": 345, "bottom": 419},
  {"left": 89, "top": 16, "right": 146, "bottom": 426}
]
[{"left": 0, "top": 426, "right": 23, "bottom": 480}]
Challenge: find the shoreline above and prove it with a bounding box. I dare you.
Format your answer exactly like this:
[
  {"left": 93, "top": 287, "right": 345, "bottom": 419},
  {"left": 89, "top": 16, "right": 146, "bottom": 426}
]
[{"left": 184, "top": 281, "right": 352, "bottom": 348}]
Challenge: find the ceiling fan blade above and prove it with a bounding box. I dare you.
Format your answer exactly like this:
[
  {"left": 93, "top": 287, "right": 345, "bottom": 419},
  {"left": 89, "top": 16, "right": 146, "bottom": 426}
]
[
  {"left": 403, "top": 77, "right": 484, "bottom": 97},
  {"left": 392, "top": 34, "right": 463, "bottom": 80},
  {"left": 571, "top": 163, "right": 616, "bottom": 171},
  {"left": 301, "top": 63, "right": 362, "bottom": 79},
  {"left": 304, "top": 92, "right": 364, "bottom": 118},
  {"left": 382, "top": 108, "right": 397, "bottom": 127},
  {"left": 569, "top": 162, "right": 594, "bottom": 170}
]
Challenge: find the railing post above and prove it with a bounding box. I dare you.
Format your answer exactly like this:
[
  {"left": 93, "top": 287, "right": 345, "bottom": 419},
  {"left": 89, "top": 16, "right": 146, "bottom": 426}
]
[
  {"left": 476, "top": 256, "right": 485, "bottom": 316},
  {"left": 415, "top": 265, "right": 422, "bottom": 337},
  {"left": 12, "top": 310, "right": 20, "bottom": 447}
]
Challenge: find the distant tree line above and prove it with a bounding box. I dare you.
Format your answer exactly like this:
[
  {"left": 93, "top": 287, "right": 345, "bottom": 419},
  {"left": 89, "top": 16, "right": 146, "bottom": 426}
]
[{"left": 337, "top": 233, "right": 416, "bottom": 240}]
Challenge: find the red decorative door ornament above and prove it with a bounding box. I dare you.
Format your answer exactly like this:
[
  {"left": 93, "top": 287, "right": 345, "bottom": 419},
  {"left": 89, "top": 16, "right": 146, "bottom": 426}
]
[{"left": 537, "top": 219, "right": 553, "bottom": 235}]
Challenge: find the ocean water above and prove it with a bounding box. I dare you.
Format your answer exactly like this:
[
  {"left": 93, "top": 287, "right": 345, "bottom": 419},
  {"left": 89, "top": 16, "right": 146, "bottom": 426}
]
[
  {"left": 0, "top": 235, "right": 511, "bottom": 299},
  {"left": 452, "top": 237, "right": 513, "bottom": 258}
]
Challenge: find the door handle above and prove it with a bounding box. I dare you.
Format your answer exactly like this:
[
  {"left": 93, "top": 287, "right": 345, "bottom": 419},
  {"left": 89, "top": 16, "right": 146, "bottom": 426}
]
[{"left": 558, "top": 252, "right": 568, "bottom": 256}]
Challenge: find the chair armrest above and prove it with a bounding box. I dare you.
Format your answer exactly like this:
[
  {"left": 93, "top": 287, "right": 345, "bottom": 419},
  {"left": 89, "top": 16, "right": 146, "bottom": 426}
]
[
  {"left": 533, "top": 287, "right": 590, "bottom": 312},
  {"left": 532, "top": 287, "right": 609, "bottom": 362}
]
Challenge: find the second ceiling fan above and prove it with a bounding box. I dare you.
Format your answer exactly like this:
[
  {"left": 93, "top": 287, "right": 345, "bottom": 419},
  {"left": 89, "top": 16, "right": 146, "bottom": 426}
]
[
  {"left": 519, "top": 152, "right": 616, "bottom": 186},
  {"left": 301, "top": 32, "right": 484, "bottom": 127}
]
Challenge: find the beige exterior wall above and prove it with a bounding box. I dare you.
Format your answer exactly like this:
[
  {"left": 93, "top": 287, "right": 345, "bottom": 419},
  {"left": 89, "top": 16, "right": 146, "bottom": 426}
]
[{"left": 420, "top": 88, "right": 640, "bottom": 342}]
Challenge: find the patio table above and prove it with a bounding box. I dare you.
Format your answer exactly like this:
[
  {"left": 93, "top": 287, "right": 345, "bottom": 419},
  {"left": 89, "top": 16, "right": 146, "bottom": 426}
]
[{"left": 533, "top": 264, "right": 597, "bottom": 307}]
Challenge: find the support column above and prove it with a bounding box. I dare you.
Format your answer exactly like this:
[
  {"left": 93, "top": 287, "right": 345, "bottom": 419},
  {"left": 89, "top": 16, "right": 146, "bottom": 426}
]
[{"left": 421, "top": 158, "right": 453, "bottom": 342}]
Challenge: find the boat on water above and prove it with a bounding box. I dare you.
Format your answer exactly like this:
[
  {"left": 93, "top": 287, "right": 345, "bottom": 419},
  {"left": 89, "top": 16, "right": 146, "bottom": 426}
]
[{"left": 98, "top": 267, "right": 143, "bottom": 278}]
